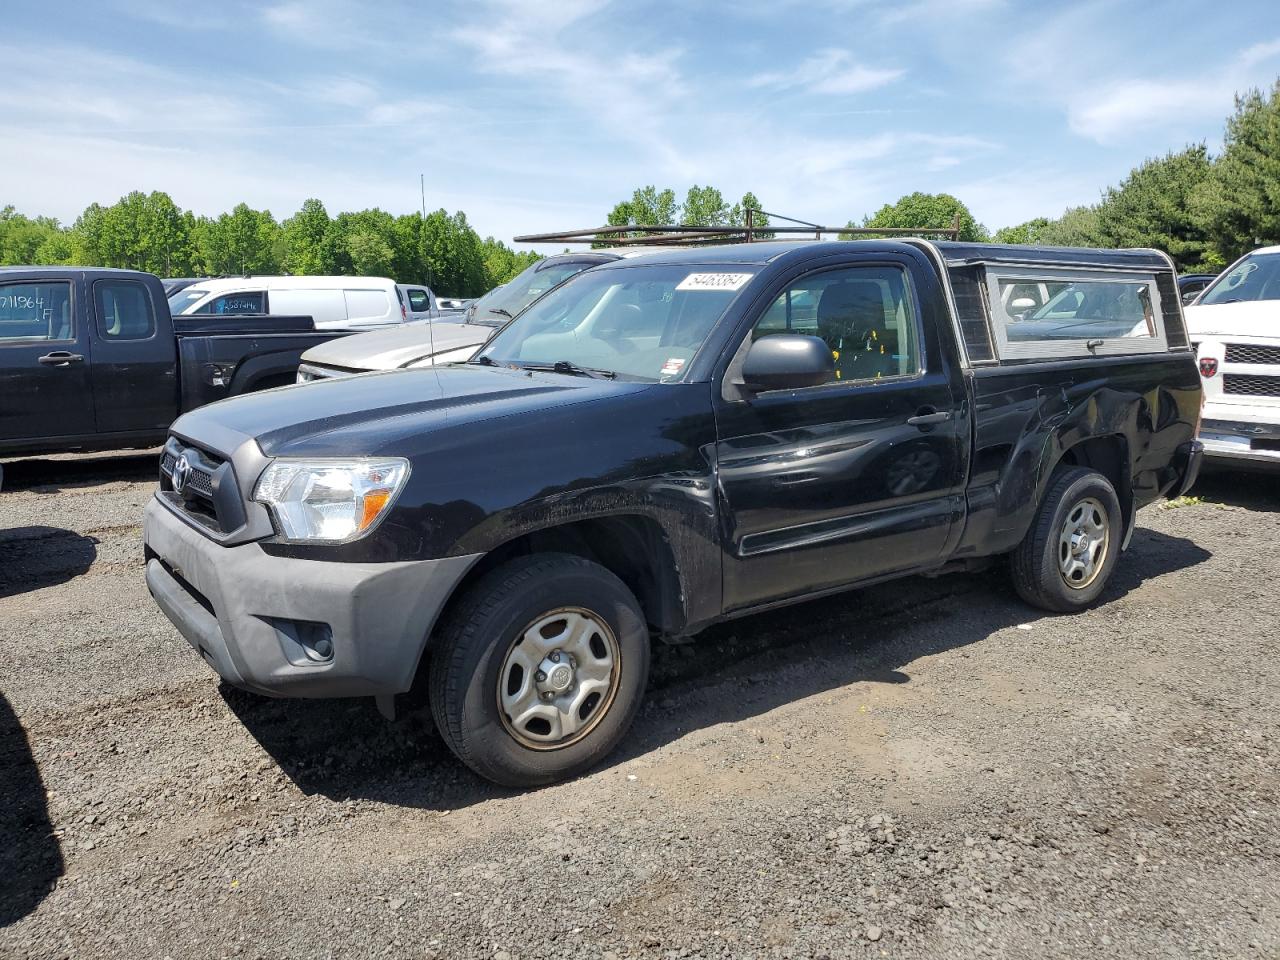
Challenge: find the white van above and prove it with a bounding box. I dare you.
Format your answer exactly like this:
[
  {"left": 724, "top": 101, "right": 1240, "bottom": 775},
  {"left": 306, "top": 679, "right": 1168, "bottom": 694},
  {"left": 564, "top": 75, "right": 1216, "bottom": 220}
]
[{"left": 167, "top": 276, "right": 407, "bottom": 330}]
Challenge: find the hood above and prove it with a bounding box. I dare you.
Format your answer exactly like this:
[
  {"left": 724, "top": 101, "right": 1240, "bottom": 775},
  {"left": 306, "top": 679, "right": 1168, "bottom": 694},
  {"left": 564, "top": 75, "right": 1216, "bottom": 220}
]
[
  {"left": 1185, "top": 301, "right": 1280, "bottom": 340},
  {"left": 301, "top": 320, "right": 493, "bottom": 371},
  {"left": 171, "top": 364, "right": 652, "bottom": 459}
]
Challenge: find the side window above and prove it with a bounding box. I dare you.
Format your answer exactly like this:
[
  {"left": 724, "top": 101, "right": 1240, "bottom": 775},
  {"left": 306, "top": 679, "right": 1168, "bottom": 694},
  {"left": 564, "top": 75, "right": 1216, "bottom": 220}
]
[
  {"left": 407, "top": 289, "right": 430, "bottom": 311},
  {"left": 345, "top": 289, "right": 391, "bottom": 321},
  {"left": 197, "top": 291, "right": 265, "bottom": 315},
  {"left": 95, "top": 280, "right": 156, "bottom": 340},
  {"left": 989, "top": 270, "right": 1164, "bottom": 356},
  {"left": 0, "top": 281, "right": 72, "bottom": 342},
  {"left": 751, "top": 266, "right": 921, "bottom": 383}
]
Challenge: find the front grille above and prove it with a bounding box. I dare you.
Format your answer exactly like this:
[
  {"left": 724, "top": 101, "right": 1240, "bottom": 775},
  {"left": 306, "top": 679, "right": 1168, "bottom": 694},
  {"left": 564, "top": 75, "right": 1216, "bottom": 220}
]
[
  {"left": 160, "top": 450, "right": 218, "bottom": 497},
  {"left": 159, "top": 440, "right": 245, "bottom": 536},
  {"left": 1225, "top": 343, "right": 1280, "bottom": 365},
  {"left": 1223, "top": 374, "right": 1280, "bottom": 398}
]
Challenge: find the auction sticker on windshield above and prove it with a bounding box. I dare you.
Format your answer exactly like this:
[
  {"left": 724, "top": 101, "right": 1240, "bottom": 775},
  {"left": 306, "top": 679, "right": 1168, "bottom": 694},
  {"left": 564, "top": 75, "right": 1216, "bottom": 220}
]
[{"left": 676, "top": 272, "right": 753, "bottom": 292}]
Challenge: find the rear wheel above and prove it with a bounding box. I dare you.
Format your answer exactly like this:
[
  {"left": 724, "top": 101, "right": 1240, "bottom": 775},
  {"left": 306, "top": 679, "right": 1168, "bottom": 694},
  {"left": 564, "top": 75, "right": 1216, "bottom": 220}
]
[
  {"left": 429, "top": 553, "right": 649, "bottom": 787},
  {"left": 1011, "top": 467, "right": 1123, "bottom": 612}
]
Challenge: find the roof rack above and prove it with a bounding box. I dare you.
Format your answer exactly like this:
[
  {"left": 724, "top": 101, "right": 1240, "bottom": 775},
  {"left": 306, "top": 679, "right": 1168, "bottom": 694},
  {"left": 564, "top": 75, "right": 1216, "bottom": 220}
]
[{"left": 515, "top": 210, "right": 963, "bottom": 247}]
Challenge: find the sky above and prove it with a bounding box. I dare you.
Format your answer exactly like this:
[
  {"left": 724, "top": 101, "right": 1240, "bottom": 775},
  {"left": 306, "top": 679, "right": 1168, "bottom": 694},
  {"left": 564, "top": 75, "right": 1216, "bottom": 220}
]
[{"left": 4, "top": 0, "right": 1280, "bottom": 250}]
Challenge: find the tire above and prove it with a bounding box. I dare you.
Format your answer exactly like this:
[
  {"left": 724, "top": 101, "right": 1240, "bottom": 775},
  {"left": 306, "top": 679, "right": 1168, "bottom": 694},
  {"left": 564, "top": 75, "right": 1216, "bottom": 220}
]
[
  {"left": 428, "top": 553, "right": 650, "bottom": 787},
  {"left": 1011, "top": 466, "right": 1123, "bottom": 613}
]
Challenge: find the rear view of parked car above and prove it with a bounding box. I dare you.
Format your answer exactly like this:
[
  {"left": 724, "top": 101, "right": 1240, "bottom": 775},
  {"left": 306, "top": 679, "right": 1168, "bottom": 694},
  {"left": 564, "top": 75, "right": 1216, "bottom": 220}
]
[
  {"left": 1186, "top": 246, "right": 1280, "bottom": 468},
  {"left": 169, "top": 276, "right": 406, "bottom": 330},
  {"left": 398, "top": 284, "right": 443, "bottom": 322}
]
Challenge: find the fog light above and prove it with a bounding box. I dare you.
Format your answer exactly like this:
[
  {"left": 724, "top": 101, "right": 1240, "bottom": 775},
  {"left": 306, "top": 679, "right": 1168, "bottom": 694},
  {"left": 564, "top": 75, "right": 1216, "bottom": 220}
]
[{"left": 270, "top": 618, "right": 334, "bottom": 665}]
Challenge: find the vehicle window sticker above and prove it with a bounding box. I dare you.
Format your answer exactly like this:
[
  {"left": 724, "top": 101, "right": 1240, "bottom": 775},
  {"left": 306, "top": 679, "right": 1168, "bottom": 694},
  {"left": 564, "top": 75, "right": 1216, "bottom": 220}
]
[{"left": 675, "top": 272, "right": 752, "bottom": 292}]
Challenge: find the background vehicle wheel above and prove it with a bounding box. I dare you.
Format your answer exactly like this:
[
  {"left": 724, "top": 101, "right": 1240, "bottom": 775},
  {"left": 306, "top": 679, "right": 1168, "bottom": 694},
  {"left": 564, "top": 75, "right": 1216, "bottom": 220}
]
[
  {"left": 429, "top": 553, "right": 650, "bottom": 787},
  {"left": 1011, "top": 466, "right": 1123, "bottom": 613}
]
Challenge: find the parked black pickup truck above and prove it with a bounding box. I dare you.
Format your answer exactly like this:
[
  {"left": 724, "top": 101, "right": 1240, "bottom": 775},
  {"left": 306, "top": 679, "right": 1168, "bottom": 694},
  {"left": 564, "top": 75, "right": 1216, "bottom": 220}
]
[
  {"left": 0, "top": 267, "right": 346, "bottom": 465},
  {"left": 143, "top": 241, "right": 1203, "bottom": 787}
]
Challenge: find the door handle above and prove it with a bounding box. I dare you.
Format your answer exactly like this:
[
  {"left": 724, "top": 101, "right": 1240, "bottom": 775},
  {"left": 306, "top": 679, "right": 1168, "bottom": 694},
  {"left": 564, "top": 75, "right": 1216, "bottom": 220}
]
[
  {"left": 907, "top": 409, "right": 953, "bottom": 427},
  {"left": 38, "top": 351, "right": 85, "bottom": 366}
]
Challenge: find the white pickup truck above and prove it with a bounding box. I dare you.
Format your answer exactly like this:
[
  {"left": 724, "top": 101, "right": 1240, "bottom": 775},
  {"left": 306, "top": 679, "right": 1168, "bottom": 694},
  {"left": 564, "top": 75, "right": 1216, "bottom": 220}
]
[{"left": 1186, "top": 246, "right": 1280, "bottom": 468}]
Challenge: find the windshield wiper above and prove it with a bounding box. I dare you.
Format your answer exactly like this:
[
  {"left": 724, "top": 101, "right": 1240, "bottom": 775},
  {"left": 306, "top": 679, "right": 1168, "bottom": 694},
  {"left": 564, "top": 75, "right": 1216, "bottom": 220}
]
[
  {"left": 523, "top": 360, "right": 617, "bottom": 379},
  {"left": 487, "top": 308, "right": 514, "bottom": 319},
  {"left": 467, "top": 354, "right": 498, "bottom": 366}
]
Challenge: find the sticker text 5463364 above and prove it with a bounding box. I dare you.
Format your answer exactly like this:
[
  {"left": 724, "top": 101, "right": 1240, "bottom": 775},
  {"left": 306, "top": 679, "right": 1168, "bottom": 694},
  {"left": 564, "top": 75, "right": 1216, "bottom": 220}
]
[{"left": 675, "top": 272, "right": 753, "bottom": 292}]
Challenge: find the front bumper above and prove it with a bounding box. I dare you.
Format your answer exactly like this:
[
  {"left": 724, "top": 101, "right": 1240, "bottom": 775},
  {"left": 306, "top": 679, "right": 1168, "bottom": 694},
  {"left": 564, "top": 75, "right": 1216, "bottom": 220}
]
[
  {"left": 144, "top": 497, "right": 480, "bottom": 698},
  {"left": 1199, "top": 413, "right": 1280, "bottom": 467}
]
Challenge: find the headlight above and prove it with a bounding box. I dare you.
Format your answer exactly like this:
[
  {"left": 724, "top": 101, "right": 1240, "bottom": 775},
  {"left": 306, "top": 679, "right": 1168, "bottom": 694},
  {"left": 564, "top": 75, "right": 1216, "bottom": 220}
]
[{"left": 253, "top": 458, "right": 410, "bottom": 542}]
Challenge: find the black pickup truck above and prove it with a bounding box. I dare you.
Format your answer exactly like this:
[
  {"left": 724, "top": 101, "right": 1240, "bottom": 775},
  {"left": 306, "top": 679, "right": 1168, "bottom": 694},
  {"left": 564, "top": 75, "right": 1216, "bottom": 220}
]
[
  {"left": 0, "top": 267, "right": 346, "bottom": 470},
  {"left": 143, "top": 240, "right": 1203, "bottom": 787}
]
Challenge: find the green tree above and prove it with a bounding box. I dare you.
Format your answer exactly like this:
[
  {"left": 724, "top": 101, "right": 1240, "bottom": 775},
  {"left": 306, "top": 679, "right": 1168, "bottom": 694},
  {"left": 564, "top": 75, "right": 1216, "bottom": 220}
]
[
  {"left": 602, "top": 186, "right": 680, "bottom": 245},
  {"left": 681, "top": 185, "right": 730, "bottom": 226},
  {"left": 345, "top": 229, "right": 395, "bottom": 275},
  {"left": 1194, "top": 81, "right": 1280, "bottom": 265},
  {"left": 1094, "top": 145, "right": 1214, "bottom": 271},
  {"left": 0, "top": 207, "right": 65, "bottom": 265},
  {"left": 728, "top": 191, "right": 773, "bottom": 238},
  {"left": 197, "top": 203, "right": 280, "bottom": 274},
  {"left": 846, "top": 192, "right": 988, "bottom": 241},
  {"left": 281, "top": 198, "right": 333, "bottom": 274},
  {"left": 992, "top": 217, "right": 1051, "bottom": 245},
  {"left": 1036, "top": 206, "right": 1104, "bottom": 248},
  {"left": 67, "top": 191, "right": 194, "bottom": 274}
]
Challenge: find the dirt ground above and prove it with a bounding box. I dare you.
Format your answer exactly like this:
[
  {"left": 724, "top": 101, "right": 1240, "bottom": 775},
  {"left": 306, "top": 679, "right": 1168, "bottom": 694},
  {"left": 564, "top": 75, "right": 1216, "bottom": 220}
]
[{"left": 1, "top": 452, "right": 1276, "bottom": 960}]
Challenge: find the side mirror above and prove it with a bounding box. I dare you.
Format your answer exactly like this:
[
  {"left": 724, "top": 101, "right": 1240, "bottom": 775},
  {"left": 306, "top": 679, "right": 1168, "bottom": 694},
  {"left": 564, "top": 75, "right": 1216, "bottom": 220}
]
[
  {"left": 1181, "top": 290, "right": 1198, "bottom": 305},
  {"left": 1009, "top": 297, "right": 1036, "bottom": 318},
  {"left": 741, "top": 335, "right": 834, "bottom": 392}
]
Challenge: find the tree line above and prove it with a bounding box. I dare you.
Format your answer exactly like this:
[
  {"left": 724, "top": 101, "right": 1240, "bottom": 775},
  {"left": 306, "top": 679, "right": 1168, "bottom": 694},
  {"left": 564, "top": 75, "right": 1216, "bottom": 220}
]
[
  {"left": 602, "top": 185, "right": 774, "bottom": 242},
  {"left": 0, "top": 196, "right": 542, "bottom": 297}
]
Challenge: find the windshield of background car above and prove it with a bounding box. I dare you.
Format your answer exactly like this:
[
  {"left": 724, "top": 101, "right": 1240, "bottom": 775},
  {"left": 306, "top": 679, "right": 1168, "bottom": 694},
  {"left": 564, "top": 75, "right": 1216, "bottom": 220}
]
[
  {"left": 476, "top": 264, "right": 758, "bottom": 382},
  {"left": 167, "top": 289, "right": 209, "bottom": 314},
  {"left": 1199, "top": 252, "right": 1280, "bottom": 305},
  {"left": 471, "top": 259, "right": 607, "bottom": 324}
]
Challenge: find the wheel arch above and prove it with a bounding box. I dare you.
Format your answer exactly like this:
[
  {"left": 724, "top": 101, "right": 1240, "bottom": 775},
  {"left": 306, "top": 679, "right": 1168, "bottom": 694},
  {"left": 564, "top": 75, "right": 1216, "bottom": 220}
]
[
  {"left": 426, "top": 513, "right": 688, "bottom": 659},
  {"left": 1055, "top": 433, "right": 1132, "bottom": 527}
]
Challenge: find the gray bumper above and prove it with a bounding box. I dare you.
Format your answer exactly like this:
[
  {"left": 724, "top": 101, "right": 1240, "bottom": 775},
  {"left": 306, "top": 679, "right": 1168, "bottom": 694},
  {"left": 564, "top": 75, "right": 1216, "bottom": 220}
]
[{"left": 143, "top": 497, "right": 480, "bottom": 698}]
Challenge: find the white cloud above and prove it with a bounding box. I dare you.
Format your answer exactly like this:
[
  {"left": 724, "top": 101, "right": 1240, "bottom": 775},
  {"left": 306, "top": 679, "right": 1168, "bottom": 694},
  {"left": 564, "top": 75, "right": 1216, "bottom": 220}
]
[
  {"left": 1065, "top": 36, "right": 1280, "bottom": 143},
  {"left": 749, "top": 49, "right": 903, "bottom": 95},
  {"left": 1000, "top": 8, "right": 1280, "bottom": 145},
  {"left": 452, "top": 0, "right": 692, "bottom": 176}
]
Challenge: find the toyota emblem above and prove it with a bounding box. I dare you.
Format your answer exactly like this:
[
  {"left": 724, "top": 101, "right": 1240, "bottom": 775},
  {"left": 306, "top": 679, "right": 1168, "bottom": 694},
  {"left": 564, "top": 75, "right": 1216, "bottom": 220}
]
[{"left": 171, "top": 453, "right": 193, "bottom": 496}]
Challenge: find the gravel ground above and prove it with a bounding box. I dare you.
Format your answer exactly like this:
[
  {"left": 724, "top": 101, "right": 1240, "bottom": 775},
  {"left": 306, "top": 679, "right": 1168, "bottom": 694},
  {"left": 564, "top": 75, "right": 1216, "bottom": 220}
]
[{"left": 1, "top": 452, "right": 1277, "bottom": 959}]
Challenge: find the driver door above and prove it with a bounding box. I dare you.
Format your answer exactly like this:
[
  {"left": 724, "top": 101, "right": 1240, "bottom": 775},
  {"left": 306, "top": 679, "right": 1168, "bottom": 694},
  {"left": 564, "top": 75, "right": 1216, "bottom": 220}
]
[{"left": 713, "top": 257, "right": 967, "bottom": 612}]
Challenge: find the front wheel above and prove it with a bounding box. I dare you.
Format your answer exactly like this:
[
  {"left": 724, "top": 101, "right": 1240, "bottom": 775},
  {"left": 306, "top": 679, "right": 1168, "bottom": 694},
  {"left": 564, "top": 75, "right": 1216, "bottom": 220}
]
[
  {"left": 1011, "top": 467, "right": 1123, "bottom": 612},
  {"left": 429, "top": 553, "right": 650, "bottom": 787}
]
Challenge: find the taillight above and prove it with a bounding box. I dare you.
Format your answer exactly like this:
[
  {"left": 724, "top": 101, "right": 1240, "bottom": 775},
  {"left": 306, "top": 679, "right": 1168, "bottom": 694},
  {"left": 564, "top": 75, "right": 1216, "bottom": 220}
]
[{"left": 1199, "top": 357, "right": 1218, "bottom": 377}]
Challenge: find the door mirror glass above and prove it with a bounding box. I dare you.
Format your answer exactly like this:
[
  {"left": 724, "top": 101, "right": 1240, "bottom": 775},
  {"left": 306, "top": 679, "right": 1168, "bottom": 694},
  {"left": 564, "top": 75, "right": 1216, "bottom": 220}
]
[
  {"left": 1181, "top": 290, "right": 1199, "bottom": 305},
  {"left": 741, "top": 335, "right": 834, "bottom": 392}
]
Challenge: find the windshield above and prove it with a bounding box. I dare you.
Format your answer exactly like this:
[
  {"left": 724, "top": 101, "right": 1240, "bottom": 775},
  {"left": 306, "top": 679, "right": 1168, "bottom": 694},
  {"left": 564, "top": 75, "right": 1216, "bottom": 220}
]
[
  {"left": 469, "top": 258, "right": 608, "bottom": 325},
  {"left": 476, "top": 264, "right": 757, "bottom": 382},
  {"left": 1199, "top": 252, "right": 1280, "bottom": 305},
  {"left": 167, "top": 289, "right": 209, "bottom": 314}
]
